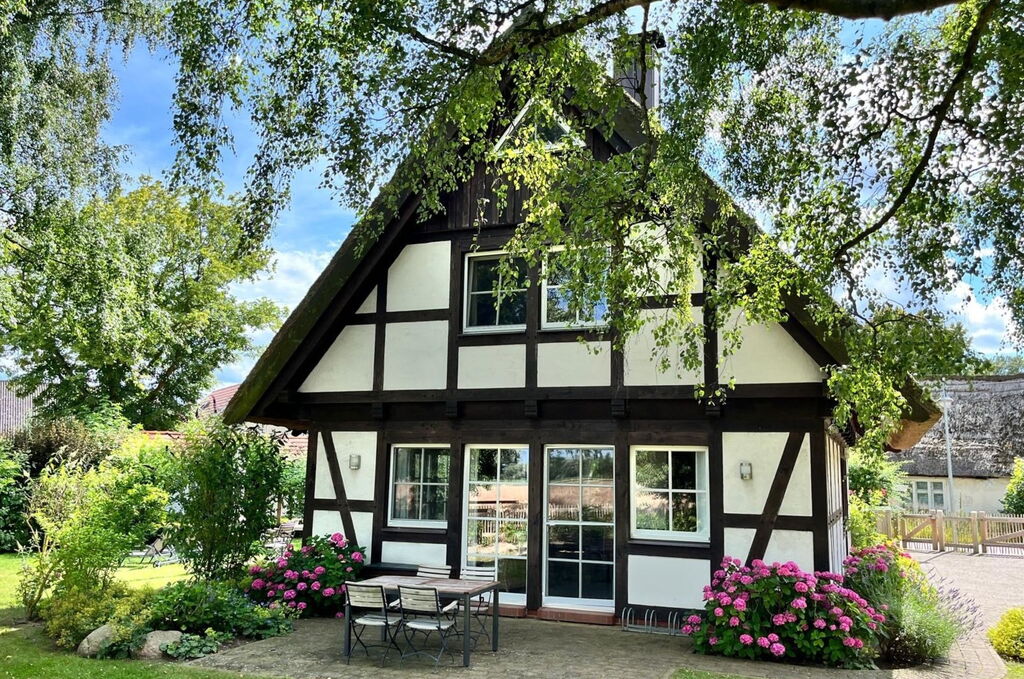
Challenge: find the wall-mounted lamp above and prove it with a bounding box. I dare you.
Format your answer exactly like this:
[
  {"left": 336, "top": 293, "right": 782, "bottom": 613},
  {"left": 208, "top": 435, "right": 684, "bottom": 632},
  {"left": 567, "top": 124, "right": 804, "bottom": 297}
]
[
  {"left": 349, "top": 454, "right": 361, "bottom": 471},
  {"left": 739, "top": 461, "right": 753, "bottom": 481}
]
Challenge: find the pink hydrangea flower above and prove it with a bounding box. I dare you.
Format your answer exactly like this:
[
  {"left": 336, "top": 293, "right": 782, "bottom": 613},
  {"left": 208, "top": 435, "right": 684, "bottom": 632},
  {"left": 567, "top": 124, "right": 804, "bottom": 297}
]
[
  {"left": 335, "top": 612, "right": 344, "bottom": 619},
  {"left": 791, "top": 597, "right": 807, "bottom": 609},
  {"left": 283, "top": 589, "right": 297, "bottom": 600},
  {"left": 266, "top": 590, "right": 276, "bottom": 598},
  {"left": 813, "top": 618, "right": 826, "bottom": 629},
  {"left": 728, "top": 616, "right": 740, "bottom": 627},
  {"left": 681, "top": 624, "right": 693, "bottom": 635},
  {"left": 739, "top": 634, "right": 753, "bottom": 645},
  {"left": 713, "top": 607, "right": 724, "bottom": 617},
  {"left": 794, "top": 581, "right": 809, "bottom": 593},
  {"left": 687, "top": 614, "right": 701, "bottom": 624},
  {"left": 757, "top": 636, "right": 770, "bottom": 648},
  {"left": 734, "top": 598, "right": 747, "bottom": 612},
  {"left": 767, "top": 633, "right": 779, "bottom": 643},
  {"left": 708, "top": 636, "right": 718, "bottom": 646},
  {"left": 276, "top": 558, "right": 288, "bottom": 568},
  {"left": 296, "top": 582, "right": 308, "bottom": 591},
  {"left": 770, "top": 642, "right": 786, "bottom": 657},
  {"left": 311, "top": 581, "right": 322, "bottom": 591},
  {"left": 249, "top": 564, "right": 262, "bottom": 575},
  {"left": 322, "top": 587, "right": 336, "bottom": 597},
  {"left": 250, "top": 578, "right": 265, "bottom": 590},
  {"left": 330, "top": 532, "right": 344, "bottom": 543},
  {"left": 314, "top": 565, "right": 326, "bottom": 575},
  {"left": 352, "top": 551, "right": 364, "bottom": 563},
  {"left": 297, "top": 602, "right": 307, "bottom": 610}
]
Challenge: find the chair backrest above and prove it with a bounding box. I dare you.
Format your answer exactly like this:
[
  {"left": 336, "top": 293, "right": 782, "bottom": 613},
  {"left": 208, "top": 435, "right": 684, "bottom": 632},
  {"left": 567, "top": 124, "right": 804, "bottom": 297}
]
[
  {"left": 416, "top": 564, "right": 452, "bottom": 578},
  {"left": 460, "top": 564, "right": 496, "bottom": 582},
  {"left": 346, "top": 583, "right": 387, "bottom": 610},
  {"left": 399, "top": 586, "right": 441, "bottom": 615}
]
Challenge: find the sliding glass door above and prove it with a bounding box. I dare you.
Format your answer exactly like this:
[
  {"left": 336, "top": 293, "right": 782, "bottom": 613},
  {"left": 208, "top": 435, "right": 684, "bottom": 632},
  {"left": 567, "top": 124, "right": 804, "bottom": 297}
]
[
  {"left": 464, "top": 446, "right": 529, "bottom": 604},
  {"left": 543, "top": 446, "right": 615, "bottom": 608}
]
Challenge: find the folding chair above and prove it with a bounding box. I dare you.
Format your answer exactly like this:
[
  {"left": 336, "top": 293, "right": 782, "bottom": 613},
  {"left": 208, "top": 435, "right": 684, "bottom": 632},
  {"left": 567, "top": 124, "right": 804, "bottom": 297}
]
[
  {"left": 456, "top": 564, "right": 497, "bottom": 647},
  {"left": 388, "top": 564, "right": 452, "bottom": 612},
  {"left": 397, "top": 586, "right": 458, "bottom": 665},
  {"left": 344, "top": 583, "right": 403, "bottom": 666}
]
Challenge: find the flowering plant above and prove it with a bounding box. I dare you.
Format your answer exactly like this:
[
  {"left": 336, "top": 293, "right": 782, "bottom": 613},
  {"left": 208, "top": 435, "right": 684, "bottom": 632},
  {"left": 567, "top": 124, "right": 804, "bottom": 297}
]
[
  {"left": 246, "top": 533, "right": 366, "bottom": 616},
  {"left": 689, "top": 557, "right": 882, "bottom": 668}
]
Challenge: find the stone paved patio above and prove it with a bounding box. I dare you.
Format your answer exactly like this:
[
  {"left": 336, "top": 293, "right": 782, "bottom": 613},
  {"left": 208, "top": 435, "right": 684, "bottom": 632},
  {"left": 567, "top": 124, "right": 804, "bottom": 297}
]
[
  {"left": 910, "top": 549, "right": 1024, "bottom": 629},
  {"left": 190, "top": 616, "right": 1005, "bottom": 679}
]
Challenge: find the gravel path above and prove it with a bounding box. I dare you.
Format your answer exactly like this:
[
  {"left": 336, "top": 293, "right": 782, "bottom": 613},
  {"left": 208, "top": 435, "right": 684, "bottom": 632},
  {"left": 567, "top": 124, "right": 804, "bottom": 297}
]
[{"left": 912, "top": 549, "right": 1024, "bottom": 630}]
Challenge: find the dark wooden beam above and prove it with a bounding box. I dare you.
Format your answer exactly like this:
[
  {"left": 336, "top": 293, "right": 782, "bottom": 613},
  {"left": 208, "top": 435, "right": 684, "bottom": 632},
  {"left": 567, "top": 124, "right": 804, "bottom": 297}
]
[
  {"left": 321, "top": 432, "right": 358, "bottom": 544},
  {"left": 746, "top": 432, "right": 805, "bottom": 564}
]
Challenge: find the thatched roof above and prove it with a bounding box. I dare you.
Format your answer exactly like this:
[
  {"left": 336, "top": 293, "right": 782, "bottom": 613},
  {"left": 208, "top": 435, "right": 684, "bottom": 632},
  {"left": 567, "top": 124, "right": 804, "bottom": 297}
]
[{"left": 888, "top": 375, "right": 1023, "bottom": 479}]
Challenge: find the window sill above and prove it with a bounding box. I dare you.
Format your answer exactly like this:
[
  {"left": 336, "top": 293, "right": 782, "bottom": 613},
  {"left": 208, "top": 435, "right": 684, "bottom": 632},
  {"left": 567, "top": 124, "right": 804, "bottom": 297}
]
[
  {"left": 629, "top": 536, "right": 711, "bottom": 548},
  {"left": 461, "top": 326, "right": 527, "bottom": 336},
  {"left": 385, "top": 522, "right": 448, "bottom": 532}
]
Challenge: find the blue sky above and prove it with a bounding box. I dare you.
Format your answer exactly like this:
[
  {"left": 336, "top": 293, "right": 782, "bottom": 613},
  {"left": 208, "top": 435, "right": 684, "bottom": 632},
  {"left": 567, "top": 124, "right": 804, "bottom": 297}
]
[{"left": 104, "top": 41, "right": 1012, "bottom": 392}]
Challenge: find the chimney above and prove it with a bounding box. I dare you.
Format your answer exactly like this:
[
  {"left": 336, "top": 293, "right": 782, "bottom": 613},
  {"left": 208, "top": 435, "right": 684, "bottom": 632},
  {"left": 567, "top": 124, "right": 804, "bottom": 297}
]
[{"left": 612, "top": 31, "right": 666, "bottom": 109}]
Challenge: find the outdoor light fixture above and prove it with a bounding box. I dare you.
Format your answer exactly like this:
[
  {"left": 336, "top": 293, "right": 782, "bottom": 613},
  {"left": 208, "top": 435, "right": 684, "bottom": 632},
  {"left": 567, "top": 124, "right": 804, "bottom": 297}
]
[
  {"left": 739, "top": 461, "right": 753, "bottom": 480},
  {"left": 349, "top": 454, "right": 361, "bottom": 470}
]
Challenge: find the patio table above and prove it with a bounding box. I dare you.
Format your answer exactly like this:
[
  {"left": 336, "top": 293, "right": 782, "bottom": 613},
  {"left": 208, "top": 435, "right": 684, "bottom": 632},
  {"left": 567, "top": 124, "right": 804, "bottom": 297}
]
[{"left": 345, "top": 574, "right": 500, "bottom": 667}]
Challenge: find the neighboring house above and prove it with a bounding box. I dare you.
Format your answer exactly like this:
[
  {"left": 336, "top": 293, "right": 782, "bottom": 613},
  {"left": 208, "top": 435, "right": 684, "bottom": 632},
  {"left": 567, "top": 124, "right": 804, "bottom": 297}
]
[
  {"left": 222, "top": 57, "right": 938, "bottom": 619},
  {"left": 889, "top": 375, "right": 1021, "bottom": 514},
  {"left": 0, "top": 380, "right": 35, "bottom": 433},
  {"left": 200, "top": 384, "right": 307, "bottom": 460}
]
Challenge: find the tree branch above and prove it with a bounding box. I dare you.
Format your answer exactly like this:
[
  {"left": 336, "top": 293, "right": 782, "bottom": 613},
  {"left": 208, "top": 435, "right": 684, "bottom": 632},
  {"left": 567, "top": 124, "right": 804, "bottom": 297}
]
[
  {"left": 832, "top": 0, "right": 998, "bottom": 263},
  {"left": 405, "top": 27, "right": 478, "bottom": 61}
]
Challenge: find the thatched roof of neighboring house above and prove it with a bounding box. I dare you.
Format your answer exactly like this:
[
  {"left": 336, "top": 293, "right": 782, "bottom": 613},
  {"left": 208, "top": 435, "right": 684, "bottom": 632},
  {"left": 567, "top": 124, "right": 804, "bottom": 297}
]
[
  {"left": 0, "top": 381, "right": 35, "bottom": 433},
  {"left": 889, "top": 375, "right": 1023, "bottom": 479}
]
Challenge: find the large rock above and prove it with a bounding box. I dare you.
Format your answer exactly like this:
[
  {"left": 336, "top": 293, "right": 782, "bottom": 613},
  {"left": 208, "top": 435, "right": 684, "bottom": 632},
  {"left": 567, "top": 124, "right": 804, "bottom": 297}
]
[
  {"left": 132, "top": 630, "right": 183, "bottom": 660},
  {"left": 77, "top": 624, "right": 115, "bottom": 657}
]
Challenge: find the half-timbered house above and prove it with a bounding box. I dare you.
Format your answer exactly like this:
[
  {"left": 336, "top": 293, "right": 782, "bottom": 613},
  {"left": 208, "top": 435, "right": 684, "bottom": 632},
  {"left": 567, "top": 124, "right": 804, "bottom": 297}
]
[{"left": 223, "top": 69, "right": 939, "bottom": 621}]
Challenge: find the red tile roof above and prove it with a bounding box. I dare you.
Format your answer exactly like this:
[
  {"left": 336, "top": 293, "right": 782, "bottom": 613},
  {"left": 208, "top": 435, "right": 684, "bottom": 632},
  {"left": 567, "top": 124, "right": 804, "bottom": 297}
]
[{"left": 198, "top": 384, "right": 241, "bottom": 416}]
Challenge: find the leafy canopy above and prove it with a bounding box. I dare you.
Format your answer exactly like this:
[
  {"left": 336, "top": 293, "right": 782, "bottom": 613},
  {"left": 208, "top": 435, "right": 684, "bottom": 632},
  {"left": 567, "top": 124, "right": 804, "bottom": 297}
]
[{"left": 0, "top": 179, "right": 281, "bottom": 429}]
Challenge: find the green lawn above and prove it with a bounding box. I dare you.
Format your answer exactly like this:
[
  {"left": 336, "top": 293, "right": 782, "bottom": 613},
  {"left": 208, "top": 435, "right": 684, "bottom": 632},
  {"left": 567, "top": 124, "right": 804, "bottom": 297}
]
[
  {"left": 1007, "top": 661, "right": 1024, "bottom": 678},
  {"left": 0, "top": 553, "right": 270, "bottom": 679}
]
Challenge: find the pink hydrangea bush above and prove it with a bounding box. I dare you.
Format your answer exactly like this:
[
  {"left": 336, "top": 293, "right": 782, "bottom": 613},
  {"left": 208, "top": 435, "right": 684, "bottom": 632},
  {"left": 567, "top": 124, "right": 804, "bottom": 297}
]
[
  {"left": 688, "top": 557, "right": 882, "bottom": 668},
  {"left": 246, "top": 533, "right": 365, "bottom": 616}
]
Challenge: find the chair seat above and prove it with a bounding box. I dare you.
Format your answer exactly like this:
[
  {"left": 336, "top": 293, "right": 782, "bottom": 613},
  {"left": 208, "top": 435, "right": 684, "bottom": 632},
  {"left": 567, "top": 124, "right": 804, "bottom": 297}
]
[
  {"left": 405, "top": 617, "right": 456, "bottom": 631},
  {"left": 354, "top": 613, "right": 400, "bottom": 627}
]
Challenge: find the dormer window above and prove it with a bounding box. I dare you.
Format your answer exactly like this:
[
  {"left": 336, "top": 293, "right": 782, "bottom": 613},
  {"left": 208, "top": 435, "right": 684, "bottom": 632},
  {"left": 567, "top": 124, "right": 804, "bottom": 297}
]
[
  {"left": 464, "top": 253, "right": 528, "bottom": 332},
  {"left": 493, "top": 100, "right": 578, "bottom": 154}
]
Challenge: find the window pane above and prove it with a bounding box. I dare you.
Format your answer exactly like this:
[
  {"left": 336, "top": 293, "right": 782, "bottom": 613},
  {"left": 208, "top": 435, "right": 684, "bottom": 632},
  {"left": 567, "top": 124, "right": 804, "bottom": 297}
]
[
  {"left": 422, "top": 448, "right": 449, "bottom": 483},
  {"left": 469, "top": 258, "right": 500, "bottom": 293},
  {"left": 547, "top": 485, "right": 580, "bottom": 521},
  {"left": 499, "top": 486, "right": 529, "bottom": 520},
  {"left": 547, "top": 525, "right": 579, "bottom": 559},
  {"left": 467, "top": 519, "right": 496, "bottom": 554},
  {"left": 467, "top": 483, "right": 497, "bottom": 518},
  {"left": 469, "top": 448, "right": 498, "bottom": 482},
  {"left": 393, "top": 448, "right": 420, "bottom": 483},
  {"left": 916, "top": 481, "right": 928, "bottom": 491},
  {"left": 545, "top": 287, "right": 574, "bottom": 324},
  {"left": 468, "top": 292, "right": 499, "bottom": 327},
  {"left": 581, "top": 448, "right": 614, "bottom": 485},
  {"left": 582, "top": 525, "right": 614, "bottom": 562},
  {"left": 671, "top": 492, "right": 699, "bottom": 533},
  {"left": 422, "top": 485, "right": 447, "bottom": 521},
  {"left": 635, "top": 491, "right": 669, "bottom": 531},
  {"left": 916, "top": 492, "right": 930, "bottom": 506},
  {"left": 671, "top": 450, "right": 697, "bottom": 490},
  {"left": 933, "top": 493, "right": 944, "bottom": 506},
  {"left": 392, "top": 484, "right": 419, "bottom": 520},
  {"left": 635, "top": 450, "right": 668, "bottom": 489},
  {"left": 931, "top": 482, "right": 944, "bottom": 492},
  {"left": 498, "top": 290, "right": 527, "bottom": 325},
  {"left": 548, "top": 448, "right": 579, "bottom": 483},
  {"left": 547, "top": 560, "right": 578, "bottom": 598},
  {"left": 500, "top": 448, "right": 529, "bottom": 482},
  {"left": 580, "top": 563, "right": 613, "bottom": 600},
  {"left": 499, "top": 558, "right": 527, "bottom": 595},
  {"left": 497, "top": 520, "right": 528, "bottom": 557},
  {"left": 582, "top": 486, "right": 613, "bottom": 523}
]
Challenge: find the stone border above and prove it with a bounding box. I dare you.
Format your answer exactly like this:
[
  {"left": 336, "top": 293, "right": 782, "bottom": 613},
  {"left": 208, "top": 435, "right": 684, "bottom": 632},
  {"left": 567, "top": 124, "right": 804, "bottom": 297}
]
[{"left": 669, "top": 635, "right": 1006, "bottom": 679}]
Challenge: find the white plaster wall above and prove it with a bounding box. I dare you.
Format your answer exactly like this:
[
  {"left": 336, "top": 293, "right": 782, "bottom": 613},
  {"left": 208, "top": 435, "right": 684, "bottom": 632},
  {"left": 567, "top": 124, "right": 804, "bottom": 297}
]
[
  {"left": 354, "top": 287, "right": 377, "bottom": 314},
  {"left": 386, "top": 241, "right": 451, "bottom": 311},
  {"left": 381, "top": 541, "right": 448, "bottom": 566},
  {"left": 458, "top": 345, "right": 526, "bottom": 389},
  {"left": 718, "top": 312, "right": 824, "bottom": 384},
  {"left": 312, "top": 510, "right": 344, "bottom": 539},
  {"left": 724, "top": 527, "right": 815, "bottom": 572},
  {"left": 908, "top": 475, "right": 1011, "bottom": 513},
  {"left": 624, "top": 308, "right": 704, "bottom": 386},
  {"left": 330, "top": 431, "right": 378, "bottom": 501},
  {"left": 627, "top": 556, "right": 709, "bottom": 609},
  {"left": 722, "top": 432, "right": 812, "bottom": 517},
  {"left": 351, "top": 511, "right": 375, "bottom": 561},
  {"left": 537, "top": 341, "right": 610, "bottom": 387},
  {"left": 383, "top": 320, "right": 448, "bottom": 390},
  {"left": 298, "top": 325, "right": 375, "bottom": 392},
  {"left": 313, "top": 442, "right": 335, "bottom": 501}
]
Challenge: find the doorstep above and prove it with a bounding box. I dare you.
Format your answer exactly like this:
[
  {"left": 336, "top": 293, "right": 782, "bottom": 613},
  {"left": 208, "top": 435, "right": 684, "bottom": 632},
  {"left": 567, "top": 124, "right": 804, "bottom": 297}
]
[
  {"left": 533, "top": 607, "right": 616, "bottom": 625},
  {"left": 496, "top": 603, "right": 528, "bottom": 618}
]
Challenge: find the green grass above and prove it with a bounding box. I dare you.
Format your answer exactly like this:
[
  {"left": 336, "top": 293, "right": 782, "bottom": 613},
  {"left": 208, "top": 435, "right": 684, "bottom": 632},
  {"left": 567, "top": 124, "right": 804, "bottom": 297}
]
[
  {"left": 0, "top": 553, "right": 270, "bottom": 679},
  {"left": 1006, "top": 661, "right": 1024, "bottom": 678}
]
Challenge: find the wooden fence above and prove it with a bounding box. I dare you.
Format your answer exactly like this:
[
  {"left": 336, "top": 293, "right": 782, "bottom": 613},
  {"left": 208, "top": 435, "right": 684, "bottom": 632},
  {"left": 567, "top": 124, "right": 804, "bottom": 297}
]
[{"left": 874, "top": 509, "right": 1024, "bottom": 555}]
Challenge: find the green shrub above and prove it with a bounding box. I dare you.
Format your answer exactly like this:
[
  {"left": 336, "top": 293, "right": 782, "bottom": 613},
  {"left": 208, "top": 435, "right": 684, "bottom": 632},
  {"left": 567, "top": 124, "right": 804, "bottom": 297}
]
[
  {"left": 148, "top": 581, "right": 292, "bottom": 639},
  {"left": 848, "top": 449, "right": 907, "bottom": 504},
  {"left": 848, "top": 493, "right": 885, "bottom": 548},
  {"left": 990, "top": 608, "right": 1024, "bottom": 660},
  {"left": 161, "top": 629, "right": 234, "bottom": 660},
  {"left": 0, "top": 444, "right": 30, "bottom": 552},
  {"left": 172, "top": 418, "right": 285, "bottom": 579},
  {"left": 279, "top": 458, "right": 306, "bottom": 519},
  {"left": 6, "top": 410, "right": 127, "bottom": 478},
  {"left": 39, "top": 583, "right": 153, "bottom": 650},
  {"left": 884, "top": 587, "right": 962, "bottom": 665},
  {"left": 1002, "top": 458, "right": 1024, "bottom": 515}
]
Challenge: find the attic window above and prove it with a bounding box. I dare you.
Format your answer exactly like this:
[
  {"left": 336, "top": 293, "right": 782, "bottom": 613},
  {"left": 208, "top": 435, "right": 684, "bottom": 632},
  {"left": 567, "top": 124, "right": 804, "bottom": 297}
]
[
  {"left": 464, "top": 252, "right": 528, "bottom": 332},
  {"left": 493, "top": 101, "right": 577, "bottom": 153}
]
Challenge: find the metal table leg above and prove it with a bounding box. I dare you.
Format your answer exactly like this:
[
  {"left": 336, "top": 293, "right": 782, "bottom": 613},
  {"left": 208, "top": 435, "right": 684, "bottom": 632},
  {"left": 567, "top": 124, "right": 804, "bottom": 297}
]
[
  {"left": 491, "top": 586, "right": 499, "bottom": 652},
  {"left": 343, "top": 601, "right": 352, "bottom": 662},
  {"left": 463, "top": 592, "right": 472, "bottom": 666}
]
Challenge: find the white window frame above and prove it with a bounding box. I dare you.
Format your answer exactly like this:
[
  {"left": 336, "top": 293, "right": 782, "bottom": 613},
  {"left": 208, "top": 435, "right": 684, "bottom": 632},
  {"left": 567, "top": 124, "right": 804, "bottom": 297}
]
[
  {"left": 463, "top": 251, "right": 528, "bottom": 334},
  {"left": 387, "top": 444, "right": 451, "bottom": 529},
  {"left": 540, "top": 247, "right": 609, "bottom": 331},
  {"left": 492, "top": 99, "right": 581, "bottom": 154},
  {"left": 629, "top": 445, "right": 710, "bottom": 543},
  {"left": 461, "top": 444, "right": 530, "bottom": 605},
  {"left": 910, "top": 479, "right": 947, "bottom": 512}
]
